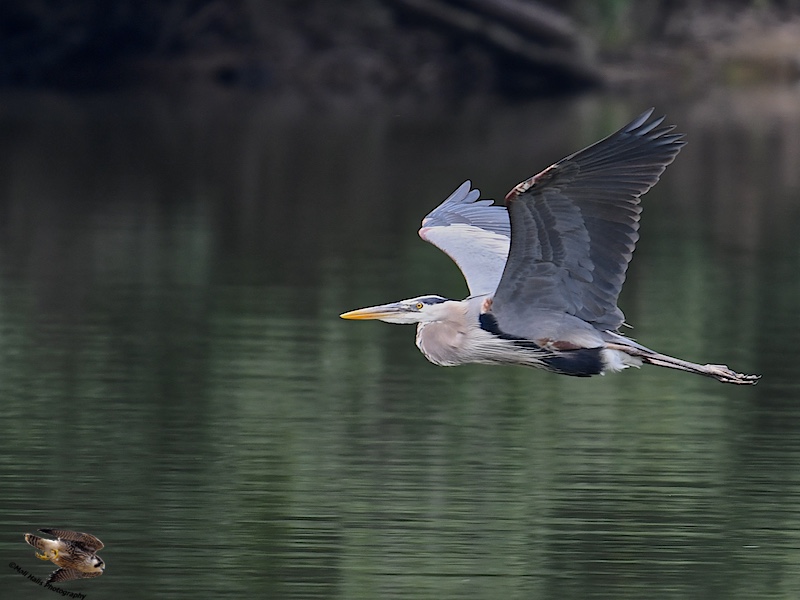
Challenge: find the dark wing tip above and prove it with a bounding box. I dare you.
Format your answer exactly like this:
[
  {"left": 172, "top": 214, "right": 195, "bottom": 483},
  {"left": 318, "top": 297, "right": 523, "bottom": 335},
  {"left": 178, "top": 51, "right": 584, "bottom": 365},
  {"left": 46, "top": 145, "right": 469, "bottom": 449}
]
[
  {"left": 46, "top": 568, "right": 90, "bottom": 584},
  {"left": 38, "top": 528, "right": 68, "bottom": 538},
  {"left": 504, "top": 109, "right": 685, "bottom": 205},
  {"left": 625, "top": 107, "right": 656, "bottom": 131},
  {"left": 46, "top": 569, "right": 69, "bottom": 584},
  {"left": 623, "top": 109, "right": 686, "bottom": 148}
]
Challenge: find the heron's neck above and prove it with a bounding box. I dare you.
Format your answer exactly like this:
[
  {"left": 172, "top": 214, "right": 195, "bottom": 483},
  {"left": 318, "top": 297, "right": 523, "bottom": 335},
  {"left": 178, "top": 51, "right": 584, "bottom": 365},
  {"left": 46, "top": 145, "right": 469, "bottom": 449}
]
[{"left": 414, "top": 300, "right": 474, "bottom": 366}]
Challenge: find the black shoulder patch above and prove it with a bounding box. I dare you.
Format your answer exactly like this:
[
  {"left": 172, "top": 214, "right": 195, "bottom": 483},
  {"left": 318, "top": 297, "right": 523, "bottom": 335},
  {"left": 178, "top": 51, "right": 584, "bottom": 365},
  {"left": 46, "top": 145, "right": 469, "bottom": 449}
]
[{"left": 478, "top": 312, "right": 511, "bottom": 337}]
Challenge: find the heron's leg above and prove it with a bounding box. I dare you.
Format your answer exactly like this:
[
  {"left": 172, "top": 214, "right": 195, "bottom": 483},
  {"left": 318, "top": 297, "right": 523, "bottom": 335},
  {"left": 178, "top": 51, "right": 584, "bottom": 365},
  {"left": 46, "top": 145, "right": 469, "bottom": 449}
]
[{"left": 605, "top": 342, "right": 760, "bottom": 385}]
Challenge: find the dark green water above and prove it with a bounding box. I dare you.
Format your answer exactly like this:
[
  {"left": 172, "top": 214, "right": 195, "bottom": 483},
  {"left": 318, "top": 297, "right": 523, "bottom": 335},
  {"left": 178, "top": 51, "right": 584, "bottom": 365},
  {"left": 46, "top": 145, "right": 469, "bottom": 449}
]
[{"left": 1, "top": 90, "right": 799, "bottom": 599}]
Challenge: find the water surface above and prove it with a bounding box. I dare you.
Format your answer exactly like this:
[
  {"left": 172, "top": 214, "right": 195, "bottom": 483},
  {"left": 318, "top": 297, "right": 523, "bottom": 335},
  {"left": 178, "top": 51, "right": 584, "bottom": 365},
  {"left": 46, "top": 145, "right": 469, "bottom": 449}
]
[{"left": 1, "top": 90, "right": 799, "bottom": 599}]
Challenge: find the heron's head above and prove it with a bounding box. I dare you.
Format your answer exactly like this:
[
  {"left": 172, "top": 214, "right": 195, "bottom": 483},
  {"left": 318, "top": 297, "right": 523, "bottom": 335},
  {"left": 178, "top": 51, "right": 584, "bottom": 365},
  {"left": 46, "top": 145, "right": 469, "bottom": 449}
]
[{"left": 340, "top": 295, "right": 451, "bottom": 324}]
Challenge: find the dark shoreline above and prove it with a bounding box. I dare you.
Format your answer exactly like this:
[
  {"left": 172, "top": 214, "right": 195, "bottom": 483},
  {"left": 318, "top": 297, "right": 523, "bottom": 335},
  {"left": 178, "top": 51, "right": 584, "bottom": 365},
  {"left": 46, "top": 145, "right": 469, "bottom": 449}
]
[{"left": 2, "top": 2, "right": 800, "bottom": 108}]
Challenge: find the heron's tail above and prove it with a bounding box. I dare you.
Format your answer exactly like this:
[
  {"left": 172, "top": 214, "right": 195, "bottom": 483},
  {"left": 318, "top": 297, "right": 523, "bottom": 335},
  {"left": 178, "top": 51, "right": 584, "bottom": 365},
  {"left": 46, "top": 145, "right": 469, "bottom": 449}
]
[
  {"left": 24, "top": 533, "right": 43, "bottom": 549},
  {"left": 603, "top": 333, "right": 760, "bottom": 385}
]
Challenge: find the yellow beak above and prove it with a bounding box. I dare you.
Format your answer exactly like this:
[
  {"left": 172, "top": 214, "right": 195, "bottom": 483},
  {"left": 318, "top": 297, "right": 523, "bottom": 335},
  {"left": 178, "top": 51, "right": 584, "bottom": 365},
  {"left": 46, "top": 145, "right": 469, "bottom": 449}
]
[{"left": 339, "top": 303, "right": 406, "bottom": 320}]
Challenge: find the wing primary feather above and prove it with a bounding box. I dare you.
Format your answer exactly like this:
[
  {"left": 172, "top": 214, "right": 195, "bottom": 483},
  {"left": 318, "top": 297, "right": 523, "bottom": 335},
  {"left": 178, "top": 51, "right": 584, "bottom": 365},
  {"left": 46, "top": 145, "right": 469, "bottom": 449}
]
[
  {"left": 39, "top": 528, "right": 104, "bottom": 551},
  {"left": 493, "top": 110, "right": 685, "bottom": 337}
]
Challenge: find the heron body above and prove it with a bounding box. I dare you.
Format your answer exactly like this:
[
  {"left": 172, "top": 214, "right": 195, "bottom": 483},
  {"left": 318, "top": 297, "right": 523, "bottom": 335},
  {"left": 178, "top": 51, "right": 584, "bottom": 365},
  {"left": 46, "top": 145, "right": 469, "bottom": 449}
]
[
  {"left": 341, "top": 110, "right": 759, "bottom": 385},
  {"left": 409, "top": 295, "right": 606, "bottom": 373}
]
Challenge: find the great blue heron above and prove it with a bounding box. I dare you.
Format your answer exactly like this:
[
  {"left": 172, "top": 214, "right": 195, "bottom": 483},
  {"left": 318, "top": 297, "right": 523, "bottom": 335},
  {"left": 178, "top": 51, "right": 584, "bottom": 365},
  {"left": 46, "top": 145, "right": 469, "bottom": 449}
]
[{"left": 341, "top": 110, "right": 759, "bottom": 385}]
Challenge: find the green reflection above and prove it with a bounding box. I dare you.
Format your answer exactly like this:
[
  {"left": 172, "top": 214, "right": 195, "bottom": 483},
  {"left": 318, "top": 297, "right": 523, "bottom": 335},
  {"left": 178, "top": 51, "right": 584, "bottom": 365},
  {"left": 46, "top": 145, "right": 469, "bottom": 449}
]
[{"left": 0, "top": 91, "right": 799, "bottom": 600}]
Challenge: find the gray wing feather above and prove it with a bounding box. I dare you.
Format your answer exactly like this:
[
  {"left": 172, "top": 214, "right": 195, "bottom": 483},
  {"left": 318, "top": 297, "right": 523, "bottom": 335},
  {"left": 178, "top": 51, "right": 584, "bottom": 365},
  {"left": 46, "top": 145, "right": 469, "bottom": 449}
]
[
  {"left": 40, "top": 528, "right": 104, "bottom": 551},
  {"left": 419, "top": 181, "right": 510, "bottom": 296},
  {"left": 492, "top": 109, "right": 685, "bottom": 336},
  {"left": 47, "top": 568, "right": 84, "bottom": 584},
  {"left": 421, "top": 180, "right": 510, "bottom": 236},
  {"left": 80, "top": 570, "right": 103, "bottom": 579},
  {"left": 46, "top": 568, "right": 102, "bottom": 584}
]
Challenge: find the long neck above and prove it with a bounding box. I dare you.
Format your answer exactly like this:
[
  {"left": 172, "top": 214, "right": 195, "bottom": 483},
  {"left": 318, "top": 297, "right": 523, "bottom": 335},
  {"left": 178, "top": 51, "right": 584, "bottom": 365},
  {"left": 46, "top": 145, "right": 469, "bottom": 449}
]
[
  {"left": 415, "top": 321, "right": 465, "bottom": 366},
  {"left": 414, "top": 299, "right": 477, "bottom": 366}
]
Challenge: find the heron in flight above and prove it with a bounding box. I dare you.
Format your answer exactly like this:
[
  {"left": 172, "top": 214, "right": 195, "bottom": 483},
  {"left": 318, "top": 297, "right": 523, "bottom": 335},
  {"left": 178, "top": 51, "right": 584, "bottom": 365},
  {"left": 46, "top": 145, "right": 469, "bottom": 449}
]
[{"left": 341, "top": 110, "right": 759, "bottom": 385}]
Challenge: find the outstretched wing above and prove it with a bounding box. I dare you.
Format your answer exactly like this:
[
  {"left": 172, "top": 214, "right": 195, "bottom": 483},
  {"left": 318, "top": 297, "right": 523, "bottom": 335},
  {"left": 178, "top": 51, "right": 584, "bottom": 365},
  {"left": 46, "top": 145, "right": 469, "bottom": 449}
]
[
  {"left": 40, "top": 528, "right": 104, "bottom": 551},
  {"left": 47, "top": 568, "right": 101, "bottom": 584},
  {"left": 492, "top": 109, "right": 685, "bottom": 335},
  {"left": 419, "top": 181, "right": 510, "bottom": 297}
]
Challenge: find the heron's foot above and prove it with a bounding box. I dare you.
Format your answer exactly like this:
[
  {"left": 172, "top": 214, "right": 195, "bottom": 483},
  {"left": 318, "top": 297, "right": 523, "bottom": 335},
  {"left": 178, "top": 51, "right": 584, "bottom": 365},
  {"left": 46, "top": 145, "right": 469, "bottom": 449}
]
[
  {"left": 35, "top": 551, "right": 51, "bottom": 561},
  {"left": 705, "top": 364, "right": 761, "bottom": 385}
]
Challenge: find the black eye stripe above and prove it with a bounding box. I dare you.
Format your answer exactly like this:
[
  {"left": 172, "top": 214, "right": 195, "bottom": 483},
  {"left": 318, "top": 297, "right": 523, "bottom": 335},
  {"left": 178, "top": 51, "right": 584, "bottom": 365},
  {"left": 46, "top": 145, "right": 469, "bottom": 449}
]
[{"left": 416, "top": 296, "right": 446, "bottom": 305}]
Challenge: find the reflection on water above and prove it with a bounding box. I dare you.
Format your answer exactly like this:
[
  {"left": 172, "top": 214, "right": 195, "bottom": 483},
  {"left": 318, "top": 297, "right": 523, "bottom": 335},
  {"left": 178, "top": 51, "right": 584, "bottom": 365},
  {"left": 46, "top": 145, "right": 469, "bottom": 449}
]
[{"left": 1, "top": 90, "right": 800, "bottom": 599}]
